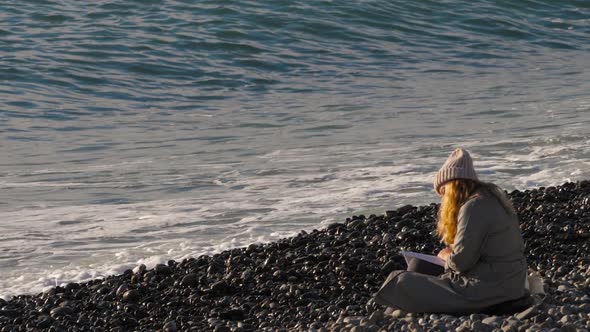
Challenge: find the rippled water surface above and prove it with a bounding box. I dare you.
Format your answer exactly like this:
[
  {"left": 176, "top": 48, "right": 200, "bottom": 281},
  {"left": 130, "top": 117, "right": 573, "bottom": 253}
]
[{"left": 1, "top": 0, "right": 590, "bottom": 298}]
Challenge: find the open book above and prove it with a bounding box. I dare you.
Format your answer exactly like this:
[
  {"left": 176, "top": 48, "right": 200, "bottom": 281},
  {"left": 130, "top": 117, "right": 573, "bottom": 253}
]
[{"left": 401, "top": 251, "right": 445, "bottom": 267}]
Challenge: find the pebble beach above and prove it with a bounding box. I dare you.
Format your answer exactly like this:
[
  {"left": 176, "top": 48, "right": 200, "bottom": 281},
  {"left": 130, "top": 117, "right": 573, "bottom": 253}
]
[{"left": 2, "top": 180, "right": 590, "bottom": 331}]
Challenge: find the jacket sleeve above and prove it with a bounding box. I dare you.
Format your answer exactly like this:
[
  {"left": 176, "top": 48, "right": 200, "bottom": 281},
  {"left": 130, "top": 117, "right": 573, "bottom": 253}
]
[{"left": 445, "top": 198, "right": 489, "bottom": 274}]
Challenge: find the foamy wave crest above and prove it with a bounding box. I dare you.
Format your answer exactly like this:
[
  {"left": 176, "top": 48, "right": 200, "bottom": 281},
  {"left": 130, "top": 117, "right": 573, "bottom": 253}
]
[{"left": 2, "top": 131, "right": 590, "bottom": 298}]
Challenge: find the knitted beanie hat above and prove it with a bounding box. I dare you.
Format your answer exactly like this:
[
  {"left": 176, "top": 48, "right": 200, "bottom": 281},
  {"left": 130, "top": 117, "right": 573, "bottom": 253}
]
[{"left": 434, "top": 148, "right": 478, "bottom": 195}]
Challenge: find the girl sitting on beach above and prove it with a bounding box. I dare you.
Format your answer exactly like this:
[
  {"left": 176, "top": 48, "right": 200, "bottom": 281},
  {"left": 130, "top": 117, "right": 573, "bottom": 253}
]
[{"left": 373, "top": 148, "right": 529, "bottom": 313}]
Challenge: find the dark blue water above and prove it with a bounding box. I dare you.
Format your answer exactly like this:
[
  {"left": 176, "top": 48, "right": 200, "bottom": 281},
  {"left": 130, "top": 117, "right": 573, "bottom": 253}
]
[{"left": 1, "top": 0, "right": 589, "bottom": 298}]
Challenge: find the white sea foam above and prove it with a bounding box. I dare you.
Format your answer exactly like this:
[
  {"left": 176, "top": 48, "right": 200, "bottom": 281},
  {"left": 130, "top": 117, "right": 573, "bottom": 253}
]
[{"left": 2, "top": 129, "right": 590, "bottom": 299}]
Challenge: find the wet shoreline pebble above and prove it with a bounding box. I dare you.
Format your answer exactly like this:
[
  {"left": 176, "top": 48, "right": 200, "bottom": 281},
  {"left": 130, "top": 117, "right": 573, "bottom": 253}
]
[{"left": 2, "top": 181, "right": 590, "bottom": 331}]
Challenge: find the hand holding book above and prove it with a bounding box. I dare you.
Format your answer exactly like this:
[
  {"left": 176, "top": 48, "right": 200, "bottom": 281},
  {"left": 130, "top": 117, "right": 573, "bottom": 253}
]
[{"left": 436, "top": 247, "right": 451, "bottom": 262}]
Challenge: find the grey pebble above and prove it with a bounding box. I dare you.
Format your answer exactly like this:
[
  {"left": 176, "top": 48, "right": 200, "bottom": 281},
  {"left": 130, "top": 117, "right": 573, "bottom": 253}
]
[
  {"left": 390, "top": 309, "right": 406, "bottom": 319},
  {"left": 559, "top": 315, "right": 572, "bottom": 324},
  {"left": 473, "top": 321, "right": 493, "bottom": 332},
  {"left": 455, "top": 321, "right": 470, "bottom": 332},
  {"left": 368, "top": 310, "right": 384, "bottom": 322},
  {"left": 49, "top": 306, "right": 72, "bottom": 318},
  {"left": 482, "top": 316, "right": 502, "bottom": 326},
  {"left": 501, "top": 320, "right": 518, "bottom": 332},
  {"left": 516, "top": 305, "right": 538, "bottom": 320},
  {"left": 343, "top": 316, "right": 362, "bottom": 325},
  {"left": 163, "top": 320, "right": 177, "bottom": 332},
  {"left": 360, "top": 318, "right": 372, "bottom": 325},
  {"left": 407, "top": 322, "right": 424, "bottom": 332},
  {"left": 213, "top": 326, "right": 231, "bottom": 332}
]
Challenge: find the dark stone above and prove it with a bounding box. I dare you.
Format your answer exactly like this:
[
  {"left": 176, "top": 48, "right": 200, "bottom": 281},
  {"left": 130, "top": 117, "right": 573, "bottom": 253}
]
[
  {"left": 163, "top": 320, "right": 178, "bottom": 332},
  {"left": 64, "top": 283, "right": 80, "bottom": 292},
  {"left": 49, "top": 306, "right": 72, "bottom": 318},
  {"left": 122, "top": 290, "right": 140, "bottom": 302},
  {"left": 134, "top": 264, "right": 147, "bottom": 274},
  {"left": 209, "top": 280, "right": 233, "bottom": 296},
  {"left": 116, "top": 284, "right": 129, "bottom": 297},
  {"left": 207, "top": 260, "right": 225, "bottom": 275},
  {"left": 36, "top": 316, "right": 53, "bottom": 328},
  {"left": 96, "top": 286, "right": 110, "bottom": 295},
  {"left": 241, "top": 268, "right": 253, "bottom": 280},
  {"left": 380, "top": 261, "right": 397, "bottom": 275},
  {"left": 180, "top": 273, "right": 198, "bottom": 287},
  {"left": 155, "top": 264, "right": 172, "bottom": 275},
  {"left": 0, "top": 310, "right": 18, "bottom": 318},
  {"left": 219, "top": 309, "right": 245, "bottom": 320}
]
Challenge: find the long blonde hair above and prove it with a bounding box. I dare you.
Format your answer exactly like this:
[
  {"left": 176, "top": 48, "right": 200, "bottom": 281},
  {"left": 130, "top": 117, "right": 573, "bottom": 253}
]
[{"left": 437, "top": 179, "right": 516, "bottom": 246}]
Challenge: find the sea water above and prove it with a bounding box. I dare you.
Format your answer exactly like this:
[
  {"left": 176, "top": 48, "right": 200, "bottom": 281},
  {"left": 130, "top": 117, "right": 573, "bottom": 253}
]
[{"left": 1, "top": 0, "right": 589, "bottom": 299}]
